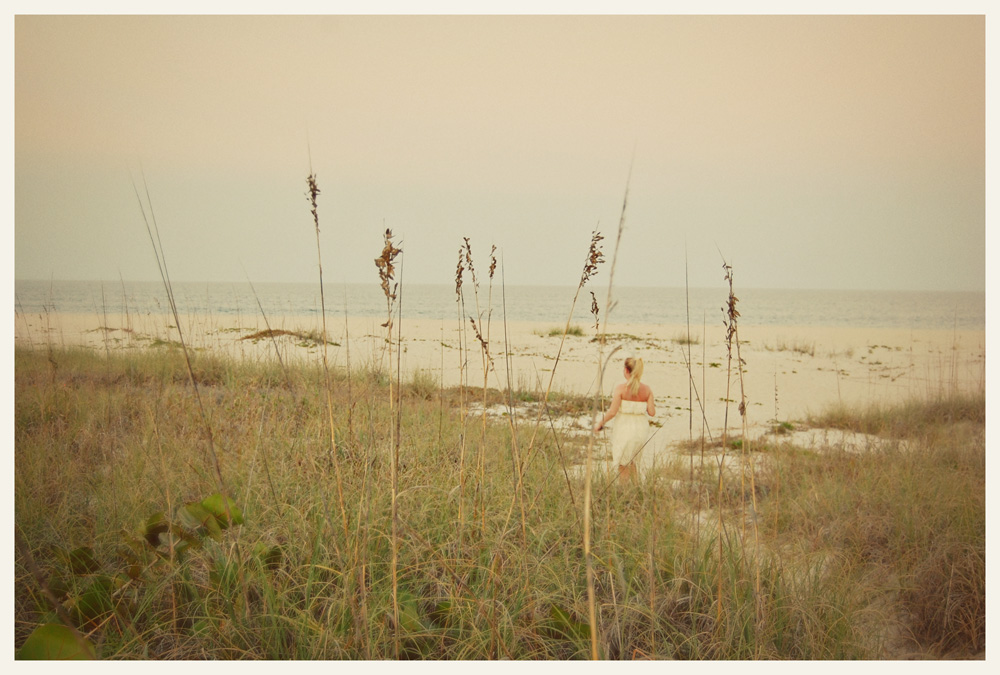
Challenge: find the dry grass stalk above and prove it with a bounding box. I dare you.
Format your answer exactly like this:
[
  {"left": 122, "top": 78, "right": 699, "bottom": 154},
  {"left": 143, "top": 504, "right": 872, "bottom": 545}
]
[
  {"left": 496, "top": 228, "right": 605, "bottom": 549},
  {"left": 499, "top": 255, "right": 531, "bottom": 536},
  {"left": 304, "top": 171, "right": 361, "bottom": 650},
  {"left": 130, "top": 173, "right": 233, "bottom": 525},
  {"left": 723, "top": 260, "right": 762, "bottom": 630},
  {"left": 522, "top": 229, "right": 605, "bottom": 469},
  {"left": 454, "top": 246, "right": 469, "bottom": 547},
  {"left": 461, "top": 237, "right": 491, "bottom": 533},
  {"left": 304, "top": 173, "right": 349, "bottom": 536},
  {"left": 375, "top": 227, "right": 403, "bottom": 658},
  {"left": 584, "top": 166, "right": 631, "bottom": 660},
  {"left": 129, "top": 171, "right": 254, "bottom": 623},
  {"left": 242, "top": 274, "right": 294, "bottom": 390},
  {"left": 460, "top": 239, "right": 521, "bottom": 654},
  {"left": 344, "top": 287, "right": 355, "bottom": 444}
]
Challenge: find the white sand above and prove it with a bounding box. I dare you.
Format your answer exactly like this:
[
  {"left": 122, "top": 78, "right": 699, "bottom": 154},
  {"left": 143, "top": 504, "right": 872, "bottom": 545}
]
[{"left": 16, "top": 309, "right": 985, "bottom": 468}]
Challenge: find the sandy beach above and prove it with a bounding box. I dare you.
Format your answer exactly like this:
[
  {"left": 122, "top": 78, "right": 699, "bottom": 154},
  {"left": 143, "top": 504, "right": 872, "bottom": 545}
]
[{"left": 15, "top": 309, "right": 985, "bottom": 468}]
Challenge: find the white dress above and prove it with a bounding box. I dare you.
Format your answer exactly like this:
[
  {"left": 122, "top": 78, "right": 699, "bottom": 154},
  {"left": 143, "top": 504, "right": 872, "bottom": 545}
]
[{"left": 610, "top": 399, "right": 650, "bottom": 466}]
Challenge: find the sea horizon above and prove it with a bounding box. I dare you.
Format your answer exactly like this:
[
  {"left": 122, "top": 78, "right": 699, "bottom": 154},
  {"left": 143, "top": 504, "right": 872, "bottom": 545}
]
[
  {"left": 14, "top": 279, "right": 985, "bottom": 332},
  {"left": 13, "top": 276, "right": 986, "bottom": 293}
]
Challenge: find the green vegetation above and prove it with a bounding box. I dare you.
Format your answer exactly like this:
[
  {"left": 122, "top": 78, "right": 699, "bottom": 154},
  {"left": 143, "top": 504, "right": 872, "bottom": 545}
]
[
  {"left": 766, "top": 338, "right": 816, "bottom": 357},
  {"left": 537, "top": 325, "right": 585, "bottom": 338},
  {"left": 671, "top": 332, "right": 700, "bottom": 346},
  {"left": 241, "top": 328, "right": 339, "bottom": 348},
  {"left": 590, "top": 332, "right": 640, "bottom": 343},
  {"left": 14, "top": 347, "right": 984, "bottom": 659},
  {"left": 771, "top": 421, "right": 795, "bottom": 434}
]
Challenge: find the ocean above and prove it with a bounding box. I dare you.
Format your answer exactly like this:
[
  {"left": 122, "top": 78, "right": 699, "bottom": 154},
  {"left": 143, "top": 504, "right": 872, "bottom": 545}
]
[{"left": 13, "top": 280, "right": 985, "bottom": 332}]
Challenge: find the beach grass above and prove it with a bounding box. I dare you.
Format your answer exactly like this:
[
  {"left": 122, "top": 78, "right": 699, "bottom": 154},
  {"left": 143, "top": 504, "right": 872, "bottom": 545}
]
[
  {"left": 536, "top": 325, "right": 585, "bottom": 338},
  {"left": 766, "top": 337, "right": 816, "bottom": 357},
  {"left": 13, "top": 340, "right": 985, "bottom": 659}
]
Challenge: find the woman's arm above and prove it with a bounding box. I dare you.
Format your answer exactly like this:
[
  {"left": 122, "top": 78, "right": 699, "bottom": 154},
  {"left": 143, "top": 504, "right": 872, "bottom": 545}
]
[
  {"left": 593, "top": 386, "right": 623, "bottom": 432},
  {"left": 646, "top": 390, "right": 655, "bottom": 417}
]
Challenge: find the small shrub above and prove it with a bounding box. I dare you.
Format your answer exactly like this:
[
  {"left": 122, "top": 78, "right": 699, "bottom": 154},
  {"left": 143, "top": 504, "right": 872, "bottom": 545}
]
[{"left": 406, "top": 369, "right": 438, "bottom": 401}]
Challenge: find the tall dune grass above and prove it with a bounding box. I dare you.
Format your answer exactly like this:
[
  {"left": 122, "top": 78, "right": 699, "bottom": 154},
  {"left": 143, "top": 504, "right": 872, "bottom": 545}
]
[{"left": 13, "top": 345, "right": 984, "bottom": 659}]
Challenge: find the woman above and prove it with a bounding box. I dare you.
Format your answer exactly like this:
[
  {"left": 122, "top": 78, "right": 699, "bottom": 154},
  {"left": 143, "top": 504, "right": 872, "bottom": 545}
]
[{"left": 593, "top": 357, "right": 655, "bottom": 480}]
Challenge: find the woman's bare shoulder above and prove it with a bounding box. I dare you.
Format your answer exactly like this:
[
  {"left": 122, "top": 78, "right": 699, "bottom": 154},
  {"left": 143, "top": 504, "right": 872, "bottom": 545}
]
[{"left": 640, "top": 383, "right": 654, "bottom": 399}]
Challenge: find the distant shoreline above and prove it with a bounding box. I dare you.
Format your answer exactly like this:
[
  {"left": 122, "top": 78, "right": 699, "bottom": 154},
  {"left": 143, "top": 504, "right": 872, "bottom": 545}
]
[
  {"left": 13, "top": 277, "right": 987, "bottom": 294},
  {"left": 13, "top": 280, "right": 986, "bottom": 332}
]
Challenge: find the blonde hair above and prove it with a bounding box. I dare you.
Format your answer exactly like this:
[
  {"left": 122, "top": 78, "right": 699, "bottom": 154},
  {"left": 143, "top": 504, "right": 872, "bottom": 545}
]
[{"left": 625, "top": 357, "right": 644, "bottom": 396}]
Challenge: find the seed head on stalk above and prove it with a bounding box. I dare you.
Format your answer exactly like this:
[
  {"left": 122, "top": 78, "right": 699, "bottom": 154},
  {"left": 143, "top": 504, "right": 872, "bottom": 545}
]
[
  {"left": 463, "top": 237, "right": 478, "bottom": 289},
  {"left": 301, "top": 169, "right": 351, "bottom": 559},
  {"left": 374, "top": 227, "right": 403, "bottom": 659},
  {"left": 590, "top": 290, "right": 600, "bottom": 333},
  {"left": 469, "top": 317, "right": 485, "bottom": 351},
  {"left": 306, "top": 174, "right": 321, "bottom": 231},
  {"left": 375, "top": 228, "right": 402, "bottom": 328},
  {"left": 468, "top": 316, "right": 496, "bottom": 372},
  {"left": 516, "top": 226, "right": 606, "bottom": 478},
  {"left": 581, "top": 230, "right": 605, "bottom": 287},
  {"left": 455, "top": 247, "right": 465, "bottom": 300},
  {"left": 721, "top": 261, "right": 746, "bottom": 374}
]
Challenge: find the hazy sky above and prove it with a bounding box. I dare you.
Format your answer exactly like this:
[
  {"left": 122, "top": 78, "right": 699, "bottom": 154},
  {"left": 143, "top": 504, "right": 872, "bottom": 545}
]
[{"left": 13, "top": 11, "right": 987, "bottom": 291}]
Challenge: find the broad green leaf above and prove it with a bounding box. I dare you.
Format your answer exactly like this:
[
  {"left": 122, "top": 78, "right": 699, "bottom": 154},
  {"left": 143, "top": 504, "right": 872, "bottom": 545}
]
[
  {"left": 47, "top": 573, "right": 70, "bottom": 601},
  {"left": 118, "top": 533, "right": 148, "bottom": 564},
  {"left": 191, "top": 619, "right": 213, "bottom": 636},
  {"left": 253, "top": 542, "right": 283, "bottom": 570},
  {"left": 397, "top": 589, "right": 424, "bottom": 633},
  {"left": 143, "top": 512, "right": 169, "bottom": 548},
  {"left": 200, "top": 493, "right": 244, "bottom": 528},
  {"left": 549, "top": 604, "right": 590, "bottom": 642},
  {"left": 67, "top": 547, "right": 101, "bottom": 575},
  {"left": 176, "top": 503, "right": 223, "bottom": 540},
  {"left": 429, "top": 600, "right": 452, "bottom": 628},
  {"left": 71, "top": 577, "right": 114, "bottom": 628},
  {"left": 151, "top": 527, "right": 198, "bottom": 558},
  {"left": 17, "top": 623, "right": 95, "bottom": 660}
]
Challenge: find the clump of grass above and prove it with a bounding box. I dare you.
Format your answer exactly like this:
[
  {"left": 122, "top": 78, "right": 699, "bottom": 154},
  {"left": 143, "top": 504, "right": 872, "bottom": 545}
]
[
  {"left": 767, "top": 338, "right": 816, "bottom": 356},
  {"left": 241, "top": 328, "right": 339, "bottom": 347},
  {"left": 770, "top": 420, "right": 795, "bottom": 435},
  {"left": 671, "top": 332, "right": 700, "bottom": 345},
  {"left": 590, "top": 332, "right": 639, "bottom": 343},
  {"left": 807, "top": 391, "right": 985, "bottom": 439},
  {"left": 540, "top": 325, "right": 584, "bottom": 337},
  {"left": 405, "top": 368, "right": 438, "bottom": 401}
]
